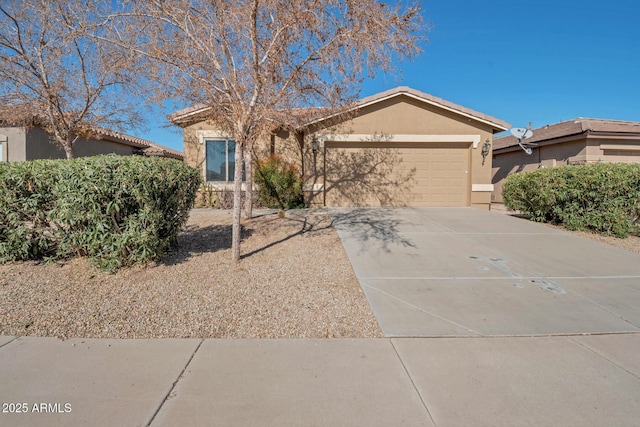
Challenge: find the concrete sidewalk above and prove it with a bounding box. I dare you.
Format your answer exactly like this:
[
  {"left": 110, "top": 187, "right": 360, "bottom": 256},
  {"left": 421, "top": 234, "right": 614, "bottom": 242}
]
[{"left": 2, "top": 335, "right": 640, "bottom": 426}]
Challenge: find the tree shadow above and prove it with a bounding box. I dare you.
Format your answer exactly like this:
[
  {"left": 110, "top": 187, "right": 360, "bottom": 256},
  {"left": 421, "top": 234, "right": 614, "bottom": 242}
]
[
  {"left": 320, "top": 135, "right": 418, "bottom": 207},
  {"left": 240, "top": 212, "right": 333, "bottom": 259},
  {"left": 162, "top": 223, "right": 254, "bottom": 265},
  {"left": 328, "top": 207, "right": 417, "bottom": 254}
]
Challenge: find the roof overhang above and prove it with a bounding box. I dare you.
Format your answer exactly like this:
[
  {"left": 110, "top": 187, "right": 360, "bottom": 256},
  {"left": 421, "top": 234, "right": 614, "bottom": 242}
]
[
  {"left": 168, "top": 87, "right": 511, "bottom": 134},
  {"left": 304, "top": 87, "right": 510, "bottom": 133},
  {"left": 355, "top": 89, "right": 510, "bottom": 132}
]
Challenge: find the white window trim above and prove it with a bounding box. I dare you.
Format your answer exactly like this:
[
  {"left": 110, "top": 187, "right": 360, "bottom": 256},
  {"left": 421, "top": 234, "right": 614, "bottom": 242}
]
[
  {"left": 196, "top": 130, "right": 245, "bottom": 185},
  {"left": 0, "top": 134, "right": 7, "bottom": 162}
]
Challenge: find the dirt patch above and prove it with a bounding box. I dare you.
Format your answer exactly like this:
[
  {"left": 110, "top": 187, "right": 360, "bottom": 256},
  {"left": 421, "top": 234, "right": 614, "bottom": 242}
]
[
  {"left": 492, "top": 203, "right": 640, "bottom": 255},
  {"left": 541, "top": 222, "right": 640, "bottom": 255},
  {"left": 0, "top": 210, "right": 382, "bottom": 339}
]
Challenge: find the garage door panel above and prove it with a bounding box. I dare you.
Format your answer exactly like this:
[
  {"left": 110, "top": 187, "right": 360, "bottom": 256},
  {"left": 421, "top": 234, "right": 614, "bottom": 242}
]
[{"left": 324, "top": 141, "right": 470, "bottom": 207}]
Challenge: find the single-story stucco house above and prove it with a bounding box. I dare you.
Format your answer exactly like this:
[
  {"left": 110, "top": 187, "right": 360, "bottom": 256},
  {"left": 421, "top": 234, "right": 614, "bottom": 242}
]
[
  {"left": 492, "top": 118, "right": 640, "bottom": 203},
  {"left": 169, "top": 86, "right": 510, "bottom": 209},
  {"left": 0, "top": 124, "right": 183, "bottom": 162}
]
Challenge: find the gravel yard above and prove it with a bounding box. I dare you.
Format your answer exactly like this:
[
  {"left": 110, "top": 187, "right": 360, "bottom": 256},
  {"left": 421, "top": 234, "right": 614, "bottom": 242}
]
[
  {"left": 2, "top": 207, "right": 639, "bottom": 341},
  {"left": 0, "top": 210, "right": 382, "bottom": 339}
]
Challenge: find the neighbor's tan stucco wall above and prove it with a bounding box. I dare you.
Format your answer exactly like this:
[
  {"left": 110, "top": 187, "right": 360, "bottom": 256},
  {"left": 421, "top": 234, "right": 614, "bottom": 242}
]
[
  {"left": 22, "top": 126, "right": 137, "bottom": 160},
  {"left": 0, "top": 127, "right": 27, "bottom": 162},
  {"left": 491, "top": 139, "right": 587, "bottom": 203},
  {"left": 73, "top": 136, "right": 135, "bottom": 158},
  {"left": 586, "top": 138, "right": 640, "bottom": 163}
]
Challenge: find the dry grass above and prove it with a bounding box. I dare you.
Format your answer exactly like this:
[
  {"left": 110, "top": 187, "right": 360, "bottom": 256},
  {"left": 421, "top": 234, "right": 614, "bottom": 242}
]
[
  {"left": 541, "top": 222, "right": 640, "bottom": 255},
  {"left": 0, "top": 210, "right": 382, "bottom": 339},
  {"left": 492, "top": 204, "right": 640, "bottom": 255}
]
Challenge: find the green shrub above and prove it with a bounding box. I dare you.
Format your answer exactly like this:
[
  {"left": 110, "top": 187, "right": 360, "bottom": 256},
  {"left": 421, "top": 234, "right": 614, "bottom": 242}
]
[
  {"left": 254, "top": 155, "right": 305, "bottom": 209},
  {"left": 0, "top": 155, "right": 201, "bottom": 271},
  {"left": 503, "top": 163, "right": 640, "bottom": 237}
]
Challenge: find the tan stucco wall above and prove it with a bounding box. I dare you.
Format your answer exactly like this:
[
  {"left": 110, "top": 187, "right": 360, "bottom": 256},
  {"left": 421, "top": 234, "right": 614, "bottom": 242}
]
[
  {"left": 73, "top": 136, "right": 136, "bottom": 158},
  {"left": 1, "top": 125, "right": 176, "bottom": 163},
  {"left": 586, "top": 138, "right": 640, "bottom": 163},
  {"left": 181, "top": 95, "right": 504, "bottom": 209},
  {"left": 183, "top": 121, "right": 274, "bottom": 187},
  {"left": 20, "top": 126, "right": 137, "bottom": 160},
  {"left": 307, "top": 95, "right": 498, "bottom": 208},
  {"left": 492, "top": 136, "right": 640, "bottom": 204},
  {"left": 0, "top": 127, "right": 28, "bottom": 162},
  {"left": 492, "top": 139, "right": 587, "bottom": 203}
]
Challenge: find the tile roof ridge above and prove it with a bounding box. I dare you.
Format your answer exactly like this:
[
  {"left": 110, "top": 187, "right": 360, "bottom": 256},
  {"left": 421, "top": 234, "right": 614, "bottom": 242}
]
[{"left": 93, "top": 126, "right": 184, "bottom": 159}]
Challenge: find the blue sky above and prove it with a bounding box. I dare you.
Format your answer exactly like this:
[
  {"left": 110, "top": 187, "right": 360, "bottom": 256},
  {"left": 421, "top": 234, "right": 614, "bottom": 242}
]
[{"left": 135, "top": 0, "right": 640, "bottom": 152}]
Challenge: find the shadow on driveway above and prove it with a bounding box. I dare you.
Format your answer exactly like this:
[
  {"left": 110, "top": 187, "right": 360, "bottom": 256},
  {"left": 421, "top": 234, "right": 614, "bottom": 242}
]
[{"left": 329, "top": 208, "right": 416, "bottom": 253}]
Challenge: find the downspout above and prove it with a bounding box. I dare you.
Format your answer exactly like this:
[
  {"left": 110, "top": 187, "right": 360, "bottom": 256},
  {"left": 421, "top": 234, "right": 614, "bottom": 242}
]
[{"left": 296, "top": 130, "right": 305, "bottom": 179}]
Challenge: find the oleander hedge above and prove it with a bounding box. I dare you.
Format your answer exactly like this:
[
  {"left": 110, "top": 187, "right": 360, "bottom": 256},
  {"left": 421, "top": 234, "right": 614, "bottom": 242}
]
[
  {"left": 502, "top": 163, "right": 640, "bottom": 237},
  {"left": 0, "top": 155, "right": 201, "bottom": 271}
]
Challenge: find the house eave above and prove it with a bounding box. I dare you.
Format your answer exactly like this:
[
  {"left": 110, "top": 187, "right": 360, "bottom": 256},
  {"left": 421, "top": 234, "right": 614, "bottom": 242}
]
[
  {"left": 303, "top": 88, "right": 510, "bottom": 133},
  {"left": 358, "top": 90, "right": 511, "bottom": 133},
  {"left": 167, "top": 105, "right": 212, "bottom": 127}
]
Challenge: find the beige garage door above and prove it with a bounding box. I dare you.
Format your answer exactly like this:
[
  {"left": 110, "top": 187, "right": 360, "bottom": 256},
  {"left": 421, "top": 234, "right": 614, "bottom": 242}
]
[{"left": 324, "top": 141, "right": 470, "bottom": 207}]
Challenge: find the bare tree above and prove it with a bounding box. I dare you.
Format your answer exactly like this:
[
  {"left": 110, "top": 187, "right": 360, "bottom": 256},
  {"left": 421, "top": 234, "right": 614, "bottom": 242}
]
[
  {"left": 0, "top": 0, "right": 147, "bottom": 159},
  {"left": 134, "top": 0, "right": 426, "bottom": 262}
]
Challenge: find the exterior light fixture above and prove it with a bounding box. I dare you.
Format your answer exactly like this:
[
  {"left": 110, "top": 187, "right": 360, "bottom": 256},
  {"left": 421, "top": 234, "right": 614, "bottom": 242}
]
[{"left": 481, "top": 139, "right": 491, "bottom": 165}]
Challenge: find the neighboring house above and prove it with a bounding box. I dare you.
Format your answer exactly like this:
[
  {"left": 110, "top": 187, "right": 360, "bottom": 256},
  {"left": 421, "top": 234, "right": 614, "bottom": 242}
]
[
  {"left": 492, "top": 118, "right": 640, "bottom": 203},
  {"left": 0, "top": 125, "right": 183, "bottom": 162},
  {"left": 169, "top": 86, "right": 510, "bottom": 209}
]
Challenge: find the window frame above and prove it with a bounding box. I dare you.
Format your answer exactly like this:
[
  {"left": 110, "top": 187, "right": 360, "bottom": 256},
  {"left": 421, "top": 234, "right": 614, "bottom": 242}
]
[
  {"left": 0, "top": 134, "right": 7, "bottom": 162},
  {"left": 197, "top": 130, "right": 245, "bottom": 184},
  {"left": 205, "top": 138, "right": 242, "bottom": 183}
]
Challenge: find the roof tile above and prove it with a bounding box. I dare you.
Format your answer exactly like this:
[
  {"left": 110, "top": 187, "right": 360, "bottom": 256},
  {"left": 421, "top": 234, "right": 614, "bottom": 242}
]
[{"left": 493, "top": 118, "right": 640, "bottom": 150}]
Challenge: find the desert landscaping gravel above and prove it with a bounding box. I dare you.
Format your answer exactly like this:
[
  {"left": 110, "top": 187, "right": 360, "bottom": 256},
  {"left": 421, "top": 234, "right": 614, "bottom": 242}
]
[
  {"left": 2, "top": 208, "right": 639, "bottom": 340},
  {"left": 0, "top": 210, "right": 382, "bottom": 339}
]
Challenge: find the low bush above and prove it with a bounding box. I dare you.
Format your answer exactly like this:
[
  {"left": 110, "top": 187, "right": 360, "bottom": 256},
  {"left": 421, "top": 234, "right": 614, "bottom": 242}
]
[
  {"left": 194, "top": 183, "right": 242, "bottom": 209},
  {"left": 254, "top": 155, "right": 305, "bottom": 210},
  {"left": 0, "top": 155, "right": 201, "bottom": 271},
  {"left": 503, "top": 163, "right": 640, "bottom": 237}
]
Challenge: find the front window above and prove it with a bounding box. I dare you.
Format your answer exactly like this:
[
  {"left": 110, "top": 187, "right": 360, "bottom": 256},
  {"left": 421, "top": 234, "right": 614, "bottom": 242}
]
[{"left": 205, "top": 139, "right": 245, "bottom": 182}]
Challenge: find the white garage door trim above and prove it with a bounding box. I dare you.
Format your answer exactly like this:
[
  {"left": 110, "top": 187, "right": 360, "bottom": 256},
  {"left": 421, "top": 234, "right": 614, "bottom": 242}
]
[{"left": 318, "top": 134, "right": 482, "bottom": 148}]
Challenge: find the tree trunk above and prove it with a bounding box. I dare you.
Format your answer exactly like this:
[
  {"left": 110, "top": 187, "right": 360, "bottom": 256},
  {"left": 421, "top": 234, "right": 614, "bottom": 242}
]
[
  {"left": 64, "top": 142, "right": 74, "bottom": 159},
  {"left": 231, "top": 141, "right": 244, "bottom": 262},
  {"left": 243, "top": 149, "right": 253, "bottom": 219}
]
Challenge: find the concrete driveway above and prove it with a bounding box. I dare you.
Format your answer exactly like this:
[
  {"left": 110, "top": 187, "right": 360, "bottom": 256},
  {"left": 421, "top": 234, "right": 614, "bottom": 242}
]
[{"left": 330, "top": 207, "right": 640, "bottom": 337}]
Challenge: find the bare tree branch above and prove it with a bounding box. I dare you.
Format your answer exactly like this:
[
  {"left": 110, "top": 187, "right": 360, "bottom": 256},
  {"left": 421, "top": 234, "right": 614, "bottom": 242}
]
[
  {"left": 0, "top": 0, "right": 150, "bottom": 159},
  {"left": 128, "top": 0, "right": 426, "bottom": 261}
]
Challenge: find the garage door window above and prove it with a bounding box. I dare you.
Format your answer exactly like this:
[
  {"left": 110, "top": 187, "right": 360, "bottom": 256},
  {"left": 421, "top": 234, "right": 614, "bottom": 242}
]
[{"left": 205, "top": 139, "right": 245, "bottom": 182}]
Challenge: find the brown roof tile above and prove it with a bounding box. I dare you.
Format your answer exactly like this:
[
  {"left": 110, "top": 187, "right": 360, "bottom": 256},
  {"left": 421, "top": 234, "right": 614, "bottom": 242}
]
[
  {"left": 92, "top": 127, "right": 184, "bottom": 160},
  {"left": 493, "top": 118, "right": 640, "bottom": 150}
]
